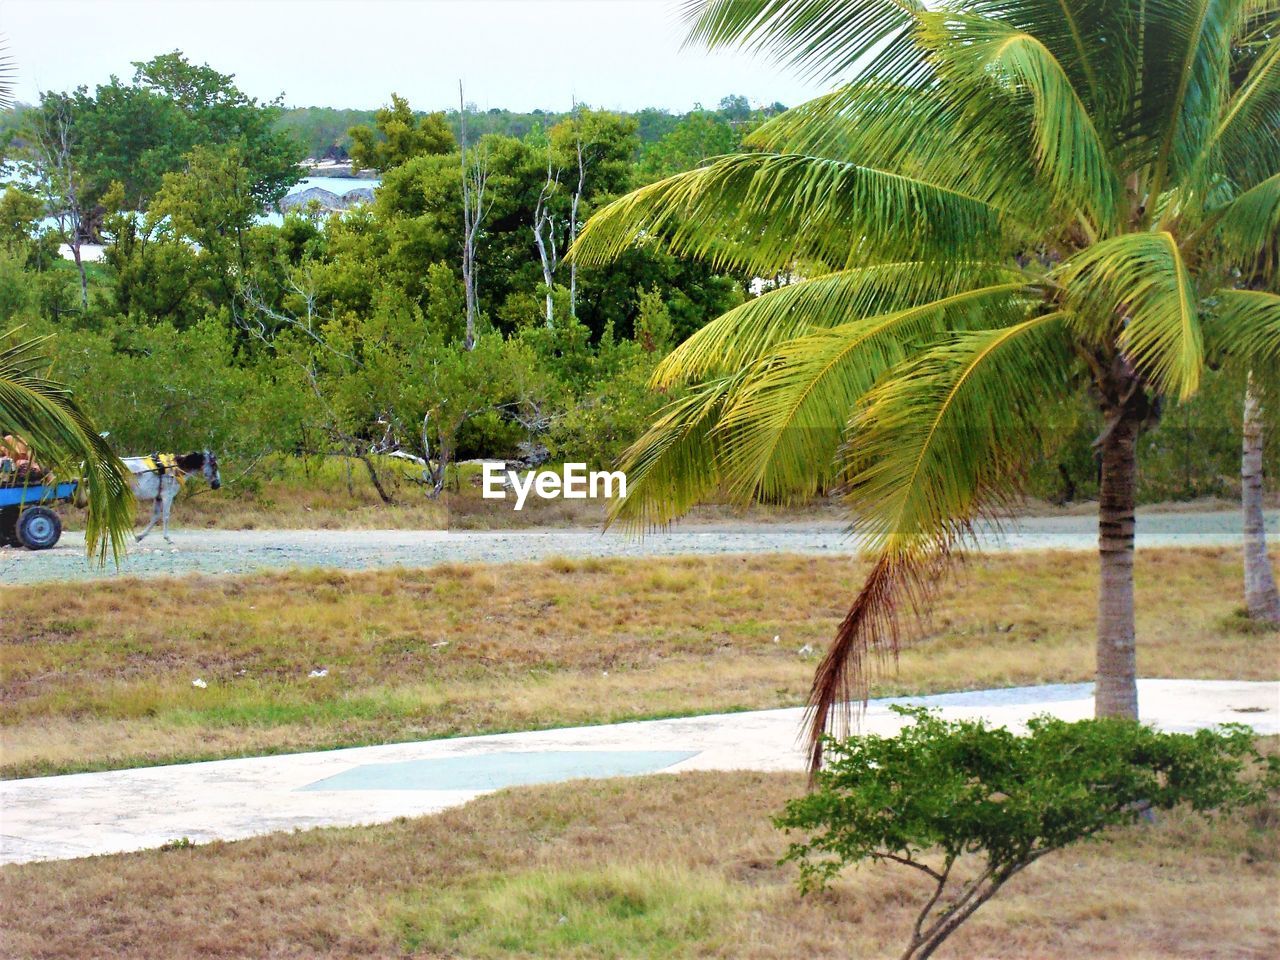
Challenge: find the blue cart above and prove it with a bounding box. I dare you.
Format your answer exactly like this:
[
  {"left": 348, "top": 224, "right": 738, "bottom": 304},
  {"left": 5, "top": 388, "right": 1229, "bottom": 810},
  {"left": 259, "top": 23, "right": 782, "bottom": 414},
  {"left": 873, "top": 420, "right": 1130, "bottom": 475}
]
[{"left": 0, "top": 480, "right": 76, "bottom": 550}]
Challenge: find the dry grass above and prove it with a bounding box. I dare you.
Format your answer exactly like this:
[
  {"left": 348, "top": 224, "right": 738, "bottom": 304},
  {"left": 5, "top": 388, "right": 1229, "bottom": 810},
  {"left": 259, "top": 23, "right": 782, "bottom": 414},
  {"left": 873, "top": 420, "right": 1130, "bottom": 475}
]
[
  {"left": 2, "top": 769, "right": 1276, "bottom": 959},
  {"left": 2, "top": 548, "right": 1276, "bottom": 778}
]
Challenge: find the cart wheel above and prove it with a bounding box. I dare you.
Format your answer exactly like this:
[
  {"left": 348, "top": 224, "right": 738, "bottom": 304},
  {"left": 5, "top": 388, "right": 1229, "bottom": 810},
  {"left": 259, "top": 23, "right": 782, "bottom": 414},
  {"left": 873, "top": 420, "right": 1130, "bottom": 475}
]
[
  {"left": 16, "top": 506, "right": 62, "bottom": 550},
  {"left": 0, "top": 507, "right": 19, "bottom": 547}
]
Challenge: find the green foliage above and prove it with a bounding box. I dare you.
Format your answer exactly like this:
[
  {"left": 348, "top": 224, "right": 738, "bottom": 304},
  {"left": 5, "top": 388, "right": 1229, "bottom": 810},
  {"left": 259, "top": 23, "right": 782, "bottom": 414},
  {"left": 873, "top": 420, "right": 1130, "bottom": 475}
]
[
  {"left": 0, "top": 186, "right": 58, "bottom": 269},
  {"left": 634, "top": 284, "right": 673, "bottom": 354},
  {"left": 44, "top": 317, "right": 302, "bottom": 457},
  {"left": 275, "top": 96, "right": 776, "bottom": 160},
  {"left": 348, "top": 94, "right": 455, "bottom": 173},
  {"left": 778, "top": 707, "right": 1279, "bottom": 960},
  {"left": 274, "top": 106, "right": 376, "bottom": 159},
  {"left": 638, "top": 109, "right": 740, "bottom": 180},
  {"left": 550, "top": 343, "right": 669, "bottom": 469},
  {"left": 130, "top": 52, "right": 301, "bottom": 207}
]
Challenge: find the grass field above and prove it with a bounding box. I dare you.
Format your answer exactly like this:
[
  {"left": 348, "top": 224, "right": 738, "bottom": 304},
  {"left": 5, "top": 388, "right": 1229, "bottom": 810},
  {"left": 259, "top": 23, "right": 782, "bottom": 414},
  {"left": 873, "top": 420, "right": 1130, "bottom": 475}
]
[
  {"left": 2, "top": 769, "right": 1276, "bottom": 959},
  {"left": 2, "top": 548, "right": 1275, "bottom": 778}
]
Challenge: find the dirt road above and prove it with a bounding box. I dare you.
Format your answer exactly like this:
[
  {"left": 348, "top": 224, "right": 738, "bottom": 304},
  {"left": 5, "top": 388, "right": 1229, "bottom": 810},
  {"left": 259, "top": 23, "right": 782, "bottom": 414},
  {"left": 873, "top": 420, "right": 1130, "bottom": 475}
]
[{"left": 1, "top": 509, "right": 1272, "bottom": 585}]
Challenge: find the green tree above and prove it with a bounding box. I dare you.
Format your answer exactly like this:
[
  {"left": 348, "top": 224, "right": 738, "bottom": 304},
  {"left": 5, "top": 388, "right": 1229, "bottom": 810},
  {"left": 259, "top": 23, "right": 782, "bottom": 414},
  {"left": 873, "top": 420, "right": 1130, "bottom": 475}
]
[
  {"left": 779, "top": 708, "right": 1279, "bottom": 960},
  {"left": 131, "top": 51, "right": 301, "bottom": 207},
  {"left": 28, "top": 53, "right": 301, "bottom": 213},
  {"left": 64, "top": 79, "right": 192, "bottom": 209},
  {"left": 638, "top": 109, "right": 739, "bottom": 180},
  {"left": 348, "top": 93, "right": 455, "bottom": 173},
  {"left": 633, "top": 284, "right": 672, "bottom": 354},
  {"left": 152, "top": 142, "right": 262, "bottom": 307},
  {"left": 576, "top": 0, "right": 1280, "bottom": 756},
  {"left": 0, "top": 186, "right": 59, "bottom": 271}
]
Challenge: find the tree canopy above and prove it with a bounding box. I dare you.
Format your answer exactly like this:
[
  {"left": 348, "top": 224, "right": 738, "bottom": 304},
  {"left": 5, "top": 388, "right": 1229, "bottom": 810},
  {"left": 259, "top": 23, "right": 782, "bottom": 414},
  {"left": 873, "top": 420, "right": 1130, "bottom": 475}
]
[{"left": 348, "top": 94, "right": 455, "bottom": 174}]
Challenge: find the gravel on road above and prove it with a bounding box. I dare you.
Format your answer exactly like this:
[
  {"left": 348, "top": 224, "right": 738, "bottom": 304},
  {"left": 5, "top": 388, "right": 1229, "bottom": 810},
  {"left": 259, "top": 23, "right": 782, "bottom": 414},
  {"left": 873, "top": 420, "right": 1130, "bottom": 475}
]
[{"left": 1, "top": 509, "right": 1274, "bottom": 585}]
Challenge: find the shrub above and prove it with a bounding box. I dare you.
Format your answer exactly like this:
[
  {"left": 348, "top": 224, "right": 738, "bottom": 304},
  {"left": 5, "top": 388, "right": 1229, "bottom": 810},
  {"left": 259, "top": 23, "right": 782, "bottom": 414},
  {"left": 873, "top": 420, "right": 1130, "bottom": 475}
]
[{"left": 776, "top": 707, "right": 1279, "bottom": 960}]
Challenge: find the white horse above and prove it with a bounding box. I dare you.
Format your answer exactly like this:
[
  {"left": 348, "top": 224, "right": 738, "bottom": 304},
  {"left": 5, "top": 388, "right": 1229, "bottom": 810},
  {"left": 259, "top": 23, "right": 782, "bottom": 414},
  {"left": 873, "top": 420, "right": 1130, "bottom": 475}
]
[{"left": 122, "top": 451, "right": 221, "bottom": 543}]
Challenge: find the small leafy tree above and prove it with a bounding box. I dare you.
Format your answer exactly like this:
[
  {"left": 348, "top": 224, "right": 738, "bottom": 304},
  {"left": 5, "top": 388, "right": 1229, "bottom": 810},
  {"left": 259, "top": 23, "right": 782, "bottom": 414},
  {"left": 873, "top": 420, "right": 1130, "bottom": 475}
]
[
  {"left": 776, "top": 708, "right": 1278, "bottom": 960},
  {"left": 348, "top": 93, "right": 454, "bottom": 174}
]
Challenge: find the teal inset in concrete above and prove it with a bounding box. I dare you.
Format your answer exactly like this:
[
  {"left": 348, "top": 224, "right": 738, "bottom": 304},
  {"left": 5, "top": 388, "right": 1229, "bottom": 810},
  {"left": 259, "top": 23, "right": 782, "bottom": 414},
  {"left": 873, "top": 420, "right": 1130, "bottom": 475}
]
[{"left": 298, "top": 750, "right": 698, "bottom": 792}]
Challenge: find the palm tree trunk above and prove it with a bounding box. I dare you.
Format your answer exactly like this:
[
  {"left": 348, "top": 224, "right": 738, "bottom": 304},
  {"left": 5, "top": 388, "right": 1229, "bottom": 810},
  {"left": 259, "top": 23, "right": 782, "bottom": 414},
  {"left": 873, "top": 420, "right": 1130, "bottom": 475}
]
[
  {"left": 1242, "top": 375, "right": 1280, "bottom": 622},
  {"left": 1096, "top": 415, "right": 1140, "bottom": 719}
]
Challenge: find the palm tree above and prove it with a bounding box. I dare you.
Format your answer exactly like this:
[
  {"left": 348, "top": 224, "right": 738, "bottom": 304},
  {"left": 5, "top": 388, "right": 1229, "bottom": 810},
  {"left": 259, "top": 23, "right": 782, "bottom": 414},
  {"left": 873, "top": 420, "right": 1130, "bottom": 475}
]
[
  {"left": 575, "top": 0, "right": 1280, "bottom": 764},
  {"left": 1230, "top": 17, "right": 1280, "bottom": 624},
  {"left": 1241, "top": 374, "right": 1279, "bottom": 621},
  {"left": 1, "top": 331, "right": 133, "bottom": 563}
]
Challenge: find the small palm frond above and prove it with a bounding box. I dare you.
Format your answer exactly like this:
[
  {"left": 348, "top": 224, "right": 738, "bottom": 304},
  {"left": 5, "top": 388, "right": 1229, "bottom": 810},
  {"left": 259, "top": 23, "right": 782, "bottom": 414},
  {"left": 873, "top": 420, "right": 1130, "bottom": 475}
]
[
  {"left": 681, "top": 0, "right": 924, "bottom": 82},
  {"left": 650, "top": 262, "right": 1029, "bottom": 388},
  {"left": 1056, "top": 232, "right": 1205, "bottom": 399},
  {"left": 0, "top": 331, "right": 134, "bottom": 563},
  {"left": 919, "top": 12, "right": 1124, "bottom": 232},
  {"left": 571, "top": 152, "right": 1012, "bottom": 276},
  {"left": 0, "top": 40, "right": 14, "bottom": 110},
  {"left": 606, "top": 376, "right": 739, "bottom": 530},
  {"left": 1191, "top": 36, "right": 1280, "bottom": 192},
  {"left": 1205, "top": 288, "right": 1280, "bottom": 373},
  {"left": 1143, "top": 0, "right": 1247, "bottom": 200},
  {"left": 806, "top": 311, "right": 1073, "bottom": 764},
  {"left": 714, "top": 283, "right": 1035, "bottom": 503},
  {"left": 1208, "top": 172, "right": 1280, "bottom": 277}
]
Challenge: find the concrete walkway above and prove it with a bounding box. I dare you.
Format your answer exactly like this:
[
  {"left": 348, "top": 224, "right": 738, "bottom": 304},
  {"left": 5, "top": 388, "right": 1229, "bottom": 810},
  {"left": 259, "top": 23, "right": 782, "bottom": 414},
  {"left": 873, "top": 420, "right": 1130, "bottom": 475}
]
[{"left": 2, "top": 679, "right": 1275, "bottom": 865}]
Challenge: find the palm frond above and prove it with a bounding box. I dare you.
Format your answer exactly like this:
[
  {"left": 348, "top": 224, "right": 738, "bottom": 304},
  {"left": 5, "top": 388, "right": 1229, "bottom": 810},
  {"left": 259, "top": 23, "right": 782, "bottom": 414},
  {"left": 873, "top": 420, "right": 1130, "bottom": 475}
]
[
  {"left": 571, "top": 152, "right": 1012, "bottom": 275},
  {"left": 650, "top": 261, "right": 1029, "bottom": 388},
  {"left": 746, "top": 85, "right": 1058, "bottom": 232},
  {"left": 1208, "top": 172, "right": 1280, "bottom": 277},
  {"left": 1205, "top": 288, "right": 1280, "bottom": 371},
  {"left": 681, "top": 0, "right": 924, "bottom": 82},
  {"left": 1056, "top": 233, "right": 1205, "bottom": 399},
  {"left": 807, "top": 311, "right": 1073, "bottom": 764},
  {"left": 606, "top": 376, "right": 739, "bottom": 530},
  {"left": 1192, "top": 35, "right": 1280, "bottom": 191},
  {"left": 0, "top": 330, "right": 133, "bottom": 563},
  {"left": 919, "top": 12, "right": 1124, "bottom": 232},
  {"left": 0, "top": 39, "right": 13, "bottom": 111},
  {"left": 714, "top": 283, "right": 1035, "bottom": 503},
  {"left": 1144, "top": 0, "right": 1247, "bottom": 201},
  {"left": 966, "top": 0, "right": 1142, "bottom": 121}
]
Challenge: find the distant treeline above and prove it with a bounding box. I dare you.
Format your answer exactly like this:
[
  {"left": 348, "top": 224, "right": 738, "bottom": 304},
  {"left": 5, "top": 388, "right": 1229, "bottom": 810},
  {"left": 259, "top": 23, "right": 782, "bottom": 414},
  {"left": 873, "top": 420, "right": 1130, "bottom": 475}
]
[{"left": 276, "top": 94, "right": 783, "bottom": 160}]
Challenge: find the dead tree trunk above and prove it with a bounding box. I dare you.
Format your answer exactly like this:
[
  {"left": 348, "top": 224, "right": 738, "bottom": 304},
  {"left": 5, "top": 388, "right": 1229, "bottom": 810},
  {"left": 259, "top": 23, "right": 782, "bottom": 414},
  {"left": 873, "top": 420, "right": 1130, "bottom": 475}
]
[
  {"left": 30, "top": 98, "right": 89, "bottom": 311},
  {"left": 458, "top": 83, "right": 489, "bottom": 350},
  {"left": 532, "top": 151, "right": 560, "bottom": 327},
  {"left": 568, "top": 131, "right": 585, "bottom": 320},
  {"left": 1242, "top": 373, "right": 1280, "bottom": 622}
]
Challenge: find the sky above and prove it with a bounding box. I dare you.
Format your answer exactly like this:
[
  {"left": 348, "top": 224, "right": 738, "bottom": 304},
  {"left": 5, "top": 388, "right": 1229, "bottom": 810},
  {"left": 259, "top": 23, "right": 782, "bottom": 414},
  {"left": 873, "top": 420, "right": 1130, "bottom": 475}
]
[{"left": 2, "top": 0, "right": 824, "bottom": 113}]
